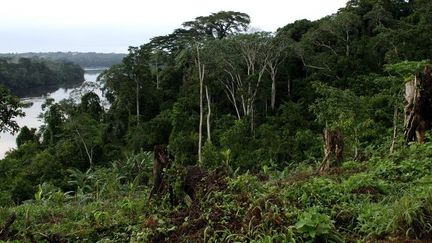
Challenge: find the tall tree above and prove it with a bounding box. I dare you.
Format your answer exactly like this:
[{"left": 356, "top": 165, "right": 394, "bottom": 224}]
[
  {"left": 210, "top": 33, "right": 271, "bottom": 125},
  {"left": 266, "top": 35, "right": 289, "bottom": 111},
  {"left": 123, "top": 46, "right": 152, "bottom": 125},
  {"left": 195, "top": 45, "right": 206, "bottom": 165},
  {"left": 183, "top": 11, "right": 250, "bottom": 40},
  {"left": 300, "top": 11, "right": 362, "bottom": 79}
]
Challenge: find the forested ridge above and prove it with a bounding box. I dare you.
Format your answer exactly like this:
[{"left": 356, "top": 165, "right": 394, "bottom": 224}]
[
  {"left": 0, "top": 52, "right": 127, "bottom": 68},
  {"left": 0, "top": 57, "right": 84, "bottom": 95},
  {"left": 1, "top": 0, "right": 432, "bottom": 241}
]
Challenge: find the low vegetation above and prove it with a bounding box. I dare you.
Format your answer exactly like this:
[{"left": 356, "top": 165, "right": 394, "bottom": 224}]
[{"left": 2, "top": 144, "right": 432, "bottom": 242}]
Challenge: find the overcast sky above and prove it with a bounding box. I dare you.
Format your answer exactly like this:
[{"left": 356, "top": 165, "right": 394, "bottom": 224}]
[{"left": 0, "top": 0, "right": 348, "bottom": 53}]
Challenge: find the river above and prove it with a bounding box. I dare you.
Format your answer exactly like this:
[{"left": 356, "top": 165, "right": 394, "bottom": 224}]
[{"left": 0, "top": 68, "right": 106, "bottom": 159}]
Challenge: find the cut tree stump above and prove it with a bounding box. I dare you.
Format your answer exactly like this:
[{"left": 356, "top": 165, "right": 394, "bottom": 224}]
[
  {"left": 148, "top": 144, "right": 172, "bottom": 200},
  {"left": 404, "top": 66, "right": 432, "bottom": 143},
  {"left": 318, "top": 127, "right": 344, "bottom": 173}
]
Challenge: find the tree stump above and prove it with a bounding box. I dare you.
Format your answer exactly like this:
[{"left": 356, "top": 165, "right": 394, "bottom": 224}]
[
  {"left": 0, "top": 212, "right": 16, "bottom": 240},
  {"left": 404, "top": 66, "right": 432, "bottom": 143},
  {"left": 148, "top": 144, "right": 172, "bottom": 200},
  {"left": 318, "top": 127, "right": 344, "bottom": 173},
  {"left": 183, "top": 165, "right": 205, "bottom": 200}
]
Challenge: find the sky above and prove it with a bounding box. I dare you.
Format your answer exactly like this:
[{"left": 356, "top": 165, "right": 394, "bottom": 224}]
[{"left": 0, "top": 0, "right": 348, "bottom": 53}]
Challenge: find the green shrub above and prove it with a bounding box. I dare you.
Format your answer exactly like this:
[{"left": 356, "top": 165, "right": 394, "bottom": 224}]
[
  {"left": 391, "top": 193, "right": 432, "bottom": 238},
  {"left": 286, "top": 178, "right": 345, "bottom": 208},
  {"left": 295, "top": 208, "right": 338, "bottom": 241},
  {"left": 342, "top": 172, "right": 389, "bottom": 195},
  {"left": 202, "top": 141, "right": 223, "bottom": 168},
  {"left": 357, "top": 203, "right": 393, "bottom": 237}
]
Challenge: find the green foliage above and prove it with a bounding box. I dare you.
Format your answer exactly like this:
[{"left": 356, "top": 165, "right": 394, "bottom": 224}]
[
  {"left": 34, "top": 182, "right": 64, "bottom": 204},
  {"left": 183, "top": 11, "right": 250, "bottom": 40},
  {"left": 0, "top": 84, "right": 25, "bottom": 134},
  {"left": 342, "top": 172, "right": 389, "bottom": 195},
  {"left": 220, "top": 120, "right": 263, "bottom": 170},
  {"left": 80, "top": 92, "right": 103, "bottom": 120},
  {"left": 202, "top": 141, "right": 223, "bottom": 168},
  {"left": 295, "top": 208, "right": 334, "bottom": 241},
  {"left": 127, "top": 110, "right": 173, "bottom": 152},
  {"left": 1, "top": 147, "right": 432, "bottom": 241},
  {"left": 16, "top": 126, "right": 38, "bottom": 147},
  {"left": 288, "top": 177, "right": 345, "bottom": 208},
  {"left": 310, "top": 81, "right": 376, "bottom": 159},
  {"left": 385, "top": 60, "right": 431, "bottom": 81},
  {"left": 111, "top": 151, "right": 153, "bottom": 185}
]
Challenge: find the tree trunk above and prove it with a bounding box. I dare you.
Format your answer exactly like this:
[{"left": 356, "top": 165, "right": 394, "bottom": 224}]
[
  {"left": 148, "top": 145, "right": 171, "bottom": 200},
  {"left": 136, "top": 80, "right": 140, "bottom": 125},
  {"left": 156, "top": 71, "right": 160, "bottom": 90},
  {"left": 75, "top": 128, "right": 93, "bottom": 168},
  {"left": 198, "top": 75, "right": 203, "bottom": 165},
  {"left": 196, "top": 45, "right": 205, "bottom": 165},
  {"left": 155, "top": 55, "right": 161, "bottom": 90},
  {"left": 222, "top": 82, "right": 242, "bottom": 120},
  {"left": 270, "top": 68, "right": 277, "bottom": 111},
  {"left": 287, "top": 78, "right": 291, "bottom": 98},
  {"left": 205, "top": 85, "right": 211, "bottom": 142},
  {"left": 271, "top": 74, "right": 276, "bottom": 111},
  {"left": 318, "top": 127, "right": 344, "bottom": 173},
  {"left": 390, "top": 105, "right": 398, "bottom": 153},
  {"left": 251, "top": 106, "right": 255, "bottom": 133},
  {"left": 404, "top": 66, "right": 432, "bottom": 143}
]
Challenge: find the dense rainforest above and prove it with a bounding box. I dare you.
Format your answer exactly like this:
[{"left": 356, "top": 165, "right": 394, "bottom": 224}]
[
  {"left": 1, "top": 0, "right": 432, "bottom": 241},
  {"left": 0, "top": 57, "right": 84, "bottom": 95},
  {"left": 0, "top": 52, "right": 127, "bottom": 68}
]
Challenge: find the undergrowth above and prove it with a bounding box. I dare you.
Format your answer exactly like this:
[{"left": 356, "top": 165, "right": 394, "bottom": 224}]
[{"left": 1, "top": 144, "right": 432, "bottom": 242}]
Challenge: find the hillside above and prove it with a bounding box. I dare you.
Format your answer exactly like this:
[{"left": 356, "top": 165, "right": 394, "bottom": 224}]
[
  {"left": 1, "top": 145, "right": 432, "bottom": 242},
  {"left": 1, "top": 0, "right": 432, "bottom": 242}
]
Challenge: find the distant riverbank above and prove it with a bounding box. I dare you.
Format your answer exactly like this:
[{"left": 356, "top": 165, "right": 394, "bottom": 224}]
[
  {"left": 0, "top": 52, "right": 126, "bottom": 68},
  {"left": 0, "top": 68, "right": 106, "bottom": 159},
  {"left": 0, "top": 57, "right": 84, "bottom": 96}
]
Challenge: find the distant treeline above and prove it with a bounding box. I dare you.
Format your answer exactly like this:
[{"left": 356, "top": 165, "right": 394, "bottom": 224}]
[
  {"left": 0, "top": 57, "right": 84, "bottom": 95},
  {"left": 0, "top": 52, "right": 126, "bottom": 68}
]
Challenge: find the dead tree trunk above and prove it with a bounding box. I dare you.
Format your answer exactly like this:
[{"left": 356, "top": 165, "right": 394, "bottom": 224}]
[
  {"left": 75, "top": 128, "right": 93, "bottom": 168},
  {"left": 148, "top": 145, "right": 171, "bottom": 200},
  {"left": 287, "top": 78, "right": 291, "bottom": 98},
  {"left": 205, "top": 85, "right": 211, "bottom": 143},
  {"left": 135, "top": 79, "right": 140, "bottom": 125},
  {"left": 404, "top": 66, "right": 432, "bottom": 143},
  {"left": 319, "top": 127, "right": 344, "bottom": 173},
  {"left": 195, "top": 45, "right": 205, "bottom": 165},
  {"left": 390, "top": 105, "right": 398, "bottom": 153}
]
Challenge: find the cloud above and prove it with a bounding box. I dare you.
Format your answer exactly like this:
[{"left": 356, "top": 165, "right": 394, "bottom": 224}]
[{"left": 0, "top": 0, "right": 347, "bottom": 52}]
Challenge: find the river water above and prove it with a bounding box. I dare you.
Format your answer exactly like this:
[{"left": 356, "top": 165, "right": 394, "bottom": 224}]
[{"left": 0, "top": 68, "right": 106, "bottom": 159}]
